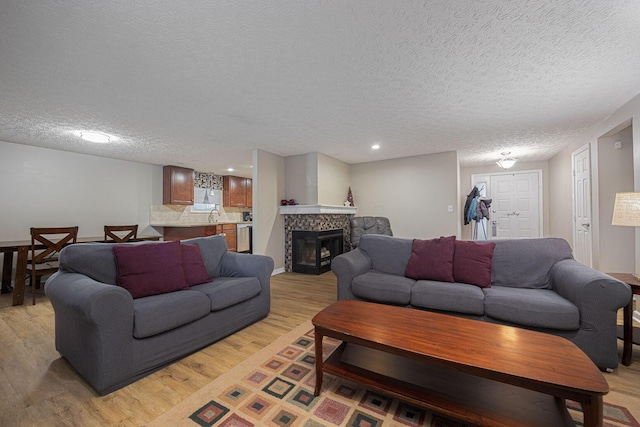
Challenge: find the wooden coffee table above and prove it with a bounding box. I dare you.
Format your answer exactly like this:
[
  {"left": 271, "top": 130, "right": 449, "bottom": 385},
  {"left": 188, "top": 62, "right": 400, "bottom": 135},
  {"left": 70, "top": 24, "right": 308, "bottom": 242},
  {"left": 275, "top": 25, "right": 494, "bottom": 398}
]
[{"left": 313, "top": 300, "right": 609, "bottom": 427}]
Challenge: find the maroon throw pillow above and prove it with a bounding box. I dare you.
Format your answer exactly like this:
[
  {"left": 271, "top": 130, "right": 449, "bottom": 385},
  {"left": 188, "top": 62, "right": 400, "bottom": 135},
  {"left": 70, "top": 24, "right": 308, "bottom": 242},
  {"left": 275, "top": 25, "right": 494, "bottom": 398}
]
[
  {"left": 113, "top": 240, "right": 188, "bottom": 298},
  {"left": 453, "top": 240, "right": 496, "bottom": 288},
  {"left": 181, "top": 243, "right": 211, "bottom": 286},
  {"left": 404, "top": 236, "right": 456, "bottom": 282}
]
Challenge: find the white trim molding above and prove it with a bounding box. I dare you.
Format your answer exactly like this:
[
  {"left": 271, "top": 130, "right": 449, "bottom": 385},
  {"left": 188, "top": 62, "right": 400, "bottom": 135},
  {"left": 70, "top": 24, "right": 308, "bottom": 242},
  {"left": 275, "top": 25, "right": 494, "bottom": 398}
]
[{"left": 278, "top": 204, "right": 358, "bottom": 215}]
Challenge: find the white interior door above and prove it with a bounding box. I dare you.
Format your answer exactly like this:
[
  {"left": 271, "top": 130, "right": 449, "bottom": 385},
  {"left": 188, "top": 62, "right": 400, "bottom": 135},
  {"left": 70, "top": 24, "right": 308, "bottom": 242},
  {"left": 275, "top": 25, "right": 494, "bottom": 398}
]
[
  {"left": 572, "top": 145, "right": 592, "bottom": 267},
  {"left": 489, "top": 172, "right": 541, "bottom": 239}
]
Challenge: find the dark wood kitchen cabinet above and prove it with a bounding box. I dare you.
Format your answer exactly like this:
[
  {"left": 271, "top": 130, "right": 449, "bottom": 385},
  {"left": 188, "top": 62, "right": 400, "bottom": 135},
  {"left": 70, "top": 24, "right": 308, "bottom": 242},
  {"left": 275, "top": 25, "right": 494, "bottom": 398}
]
[
  {"left": 163, "top": 224, "right": 236, "bottom": 252},
  {"left": 163, "top": 165, "right": 194, "bottom": 205},
  {"left": 223, "top": 175, "right": 252, "bottom": 208},
  {"left": 246, "top": 178, "right": 252, "bottom": 208},
  {"left": 220, "top": 224, "right": 237, "bottom": 252}
]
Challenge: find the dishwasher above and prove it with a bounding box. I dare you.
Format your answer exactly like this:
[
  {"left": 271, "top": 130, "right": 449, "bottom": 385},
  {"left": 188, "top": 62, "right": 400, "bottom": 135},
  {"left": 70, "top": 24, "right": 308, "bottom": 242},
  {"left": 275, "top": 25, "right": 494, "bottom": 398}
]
[{"left": 236, "top": 223, "right": 252, "bottom": 253}]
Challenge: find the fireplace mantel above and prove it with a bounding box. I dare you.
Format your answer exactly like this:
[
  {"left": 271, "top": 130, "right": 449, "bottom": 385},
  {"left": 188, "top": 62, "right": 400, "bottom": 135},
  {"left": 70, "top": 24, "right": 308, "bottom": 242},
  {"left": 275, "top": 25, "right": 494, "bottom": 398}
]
[{"left": 279, "top": 204, "right": 357, "bottom": 215}]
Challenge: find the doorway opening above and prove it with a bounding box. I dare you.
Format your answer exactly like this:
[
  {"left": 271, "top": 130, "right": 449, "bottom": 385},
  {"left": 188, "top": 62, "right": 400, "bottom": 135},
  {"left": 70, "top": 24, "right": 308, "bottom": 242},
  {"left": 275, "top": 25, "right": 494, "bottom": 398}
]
[
  {"left": 572, "top": 144, "right": 592, "bottom": 267},
  {"left": 470, "top": 170, "right": 543, "bottom": 240}
]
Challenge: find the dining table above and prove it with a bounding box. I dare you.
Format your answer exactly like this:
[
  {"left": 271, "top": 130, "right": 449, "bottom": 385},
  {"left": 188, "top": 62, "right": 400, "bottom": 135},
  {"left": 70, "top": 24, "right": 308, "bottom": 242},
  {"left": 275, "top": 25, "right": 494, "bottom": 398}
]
[{"left": 0, "top": 235, "right": 161, "bottom": 306}]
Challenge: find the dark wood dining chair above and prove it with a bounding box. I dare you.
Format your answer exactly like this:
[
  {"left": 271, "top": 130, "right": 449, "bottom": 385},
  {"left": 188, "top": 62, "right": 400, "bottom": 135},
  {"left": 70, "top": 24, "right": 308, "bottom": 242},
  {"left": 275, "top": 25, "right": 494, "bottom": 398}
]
[
  {"left": 104, "top": 225, "right": 138, "bottom": 243},
  {"left": 28, "top": 226, "right": 78, "bottom": 305}
]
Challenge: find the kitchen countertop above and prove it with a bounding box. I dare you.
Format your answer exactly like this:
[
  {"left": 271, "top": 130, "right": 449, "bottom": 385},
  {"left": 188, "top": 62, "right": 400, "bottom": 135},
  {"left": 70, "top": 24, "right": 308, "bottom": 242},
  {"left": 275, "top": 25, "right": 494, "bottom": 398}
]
[{"left": 150, "top": 221, "right": 252, "bottom": 227}]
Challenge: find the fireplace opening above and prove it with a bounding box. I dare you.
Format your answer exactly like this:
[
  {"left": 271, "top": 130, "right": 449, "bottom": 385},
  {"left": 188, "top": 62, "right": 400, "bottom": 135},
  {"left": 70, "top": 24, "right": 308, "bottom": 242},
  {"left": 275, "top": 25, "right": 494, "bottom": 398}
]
[{"left": 292, "top": 229, "right": 344, "bottom": 274}]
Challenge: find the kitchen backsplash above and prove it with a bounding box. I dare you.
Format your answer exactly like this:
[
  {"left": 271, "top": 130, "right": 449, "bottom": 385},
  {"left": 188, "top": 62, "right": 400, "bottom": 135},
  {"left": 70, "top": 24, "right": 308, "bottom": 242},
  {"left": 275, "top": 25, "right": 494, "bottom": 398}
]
[
  {"left": 194, "top": 171, "right": 223, "bottom": 190},
  {"left": 150, "top": 204, "right": 246, "bottom": 225}
]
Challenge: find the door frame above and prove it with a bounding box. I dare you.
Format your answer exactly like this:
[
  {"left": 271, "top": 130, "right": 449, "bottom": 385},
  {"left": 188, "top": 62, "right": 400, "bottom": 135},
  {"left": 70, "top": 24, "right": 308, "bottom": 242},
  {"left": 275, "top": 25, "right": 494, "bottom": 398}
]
[
  {"left": 571, "top": 144, "right": 593, "bottom": 267},
  {"left": 471, "top": 169, "right": 543, "bottom": 240}
]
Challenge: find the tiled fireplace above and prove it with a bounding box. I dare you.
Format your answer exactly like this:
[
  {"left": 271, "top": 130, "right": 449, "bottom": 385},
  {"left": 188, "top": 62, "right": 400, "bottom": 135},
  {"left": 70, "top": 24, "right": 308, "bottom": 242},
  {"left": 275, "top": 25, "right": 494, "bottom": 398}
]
[
  {"left": 292, "top": 229, "right": 344, "bottom": 274},
  {"left": 281, "top": 205, "right": 357, "bottom": 273}
]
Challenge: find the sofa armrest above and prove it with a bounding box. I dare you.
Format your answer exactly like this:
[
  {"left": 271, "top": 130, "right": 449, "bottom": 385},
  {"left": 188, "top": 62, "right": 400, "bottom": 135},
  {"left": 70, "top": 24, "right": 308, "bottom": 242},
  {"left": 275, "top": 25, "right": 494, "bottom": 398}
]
[
  {"left": 220, "top": 252, "right": 274, "bottom": 291},
  {"left": 45, "top": 271, "right": 135, "bottom": 394},
  {"left": 331, "top": 249, "right": 372, "bottom": 300},
  {"left": 46, "top": 271, "right": 134, "bottom": 322},
  {"left": 551, "top": 259, "right": 631, "bottom": 369},
  {"left": 550, "top": 259, "right": 631, "bottom": 310}
]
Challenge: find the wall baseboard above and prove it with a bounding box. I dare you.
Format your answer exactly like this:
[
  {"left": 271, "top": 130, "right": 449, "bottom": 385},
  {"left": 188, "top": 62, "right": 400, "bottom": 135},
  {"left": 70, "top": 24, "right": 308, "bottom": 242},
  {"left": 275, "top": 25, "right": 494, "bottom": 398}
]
[{"left": 272, "top": 267, "right": 285, "bottom": 276}]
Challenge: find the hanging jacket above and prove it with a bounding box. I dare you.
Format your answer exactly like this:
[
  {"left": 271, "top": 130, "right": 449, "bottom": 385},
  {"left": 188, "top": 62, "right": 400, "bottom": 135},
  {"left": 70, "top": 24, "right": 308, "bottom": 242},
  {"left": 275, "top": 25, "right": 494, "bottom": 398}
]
[
  {"left": 467, "top": 196, "right": 479, "bottom": 223},
  {"left": 477, "top": 198, "right": 492, "bottom": 220},
  {"left": 463, "top": 186, "right": 479, "bottom": 225}
]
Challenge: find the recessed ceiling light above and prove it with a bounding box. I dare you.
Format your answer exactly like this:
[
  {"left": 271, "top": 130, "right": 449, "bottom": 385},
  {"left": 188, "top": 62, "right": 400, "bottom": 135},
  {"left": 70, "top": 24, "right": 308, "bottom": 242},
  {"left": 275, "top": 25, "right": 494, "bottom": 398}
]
[
  {"left": 371, "top": 144, "right": 380, "bottom": 150},
  {"left": 227, "top": 168, "right": 234, "bottom": 172}
]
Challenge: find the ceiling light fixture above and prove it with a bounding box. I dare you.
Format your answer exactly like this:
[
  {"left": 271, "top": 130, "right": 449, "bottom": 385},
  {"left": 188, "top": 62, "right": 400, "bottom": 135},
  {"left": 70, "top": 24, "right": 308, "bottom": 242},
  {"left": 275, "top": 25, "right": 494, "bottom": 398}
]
[
  {"left": 371, "top": 144, "right": 380, "bottom": 150},
  {"left": 496, "top": 152, "right": 517, "bottom": 170},
  {"left": 79, "top": 131, "right": 112, "bottom": 144},
  {"left": 227, "top": 168, "right": 234, "bottom": 172}
]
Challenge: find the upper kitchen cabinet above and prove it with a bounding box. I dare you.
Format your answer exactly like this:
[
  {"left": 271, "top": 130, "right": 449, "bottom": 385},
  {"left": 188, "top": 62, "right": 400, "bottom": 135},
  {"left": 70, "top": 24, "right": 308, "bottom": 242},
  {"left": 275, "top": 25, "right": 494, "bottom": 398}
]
[
  {"left": 223, "top": 175, "right": 252, "bottom": 208},
  {"left": 163, "top": 165, "right": 194, "bottom": 205}
]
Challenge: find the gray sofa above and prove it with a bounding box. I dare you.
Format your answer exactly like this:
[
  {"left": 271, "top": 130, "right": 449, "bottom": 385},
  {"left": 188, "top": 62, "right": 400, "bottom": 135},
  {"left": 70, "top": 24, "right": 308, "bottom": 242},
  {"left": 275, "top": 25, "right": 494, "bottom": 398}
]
[
  {"left": 45, "top": 235, "right": 274, "bottom": 395},
  {"left": 332, "top": 234, "right": 631, "bottom": 371}
]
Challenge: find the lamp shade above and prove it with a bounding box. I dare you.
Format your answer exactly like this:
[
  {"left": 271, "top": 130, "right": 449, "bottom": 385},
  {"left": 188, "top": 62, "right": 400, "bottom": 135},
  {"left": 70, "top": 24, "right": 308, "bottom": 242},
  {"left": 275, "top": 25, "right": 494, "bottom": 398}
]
[{"left": 612, "top": 192, "right": 640, "bottom": 226}]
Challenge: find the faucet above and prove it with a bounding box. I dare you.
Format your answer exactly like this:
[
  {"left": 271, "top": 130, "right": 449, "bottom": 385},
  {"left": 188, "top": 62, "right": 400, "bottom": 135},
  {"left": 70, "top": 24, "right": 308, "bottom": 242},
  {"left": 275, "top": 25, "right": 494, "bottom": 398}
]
[{"left": 208, "top": 209, "right": 219, "bottom": 223}]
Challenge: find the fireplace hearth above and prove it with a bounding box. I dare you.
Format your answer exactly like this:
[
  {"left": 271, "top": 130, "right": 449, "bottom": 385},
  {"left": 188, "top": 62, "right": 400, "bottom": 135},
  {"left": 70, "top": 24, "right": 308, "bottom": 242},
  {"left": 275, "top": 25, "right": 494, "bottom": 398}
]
[{"left": 292, "top": 229, "right": 344, "bottom": 274}]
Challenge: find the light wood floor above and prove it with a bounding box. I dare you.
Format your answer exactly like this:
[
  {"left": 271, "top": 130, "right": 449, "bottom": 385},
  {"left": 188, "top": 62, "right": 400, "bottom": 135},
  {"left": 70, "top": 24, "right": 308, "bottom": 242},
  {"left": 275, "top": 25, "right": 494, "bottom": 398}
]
[{"left": 0, "top": 272, "right": 639, "bottom": 426}]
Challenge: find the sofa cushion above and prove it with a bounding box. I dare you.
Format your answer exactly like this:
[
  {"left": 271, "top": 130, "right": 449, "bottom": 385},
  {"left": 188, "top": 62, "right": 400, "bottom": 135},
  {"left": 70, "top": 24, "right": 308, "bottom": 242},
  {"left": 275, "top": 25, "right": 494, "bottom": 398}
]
[
  {"left": 132, "top": 290, "right": 211, "bottom": 338},
  {"left": 411, "top": 280, "right": 485, "bottom": 315},
  {"left": 358, "top": 234, "right": 413, "bottom": 276},
  {"left": 181, "top": 235, "right": 228, "bottom": 278},
  {"left": 483, "top": 287, "right": 579, "bottom": 330},
  {"left": 113, "top": 240, "right": 189, "bottom": 298},
  {"left": 352, "top": 270, "right": 414, "bottom": 305},
  {"left": 404, "top": 236, "right": 456, "bottom": 282},
  {"left": 491, "top": 238, "right": 573, "bottom": 289},
  {"left": 453, "top": 240, "right": 496, "bottom": 288},
  {"left": 59, "top": 243, "right": 119, "bottom": 285},
  {"left": 190, "top": 277, "right": 262, "bottom": 311},
  {"left": 181, "top": 243, "right": 211, "bottom": 286}
]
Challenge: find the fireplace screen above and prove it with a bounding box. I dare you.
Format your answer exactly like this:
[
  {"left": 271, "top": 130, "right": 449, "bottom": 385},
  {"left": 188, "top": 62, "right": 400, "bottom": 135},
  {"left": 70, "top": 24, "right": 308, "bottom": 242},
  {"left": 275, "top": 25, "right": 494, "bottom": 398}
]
[{"left": 292, "top": 229, "right": 344, "bottom": 274}]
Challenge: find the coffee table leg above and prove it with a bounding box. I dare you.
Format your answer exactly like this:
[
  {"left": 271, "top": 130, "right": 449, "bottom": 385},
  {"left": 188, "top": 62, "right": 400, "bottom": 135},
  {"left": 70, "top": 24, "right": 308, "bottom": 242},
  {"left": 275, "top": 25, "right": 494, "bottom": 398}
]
[
  {"left": 581, "top": 395, "right": 603, "bottom": 427},
  {"left": 314, "top": 328, "right": 323, "bottom": 396}
]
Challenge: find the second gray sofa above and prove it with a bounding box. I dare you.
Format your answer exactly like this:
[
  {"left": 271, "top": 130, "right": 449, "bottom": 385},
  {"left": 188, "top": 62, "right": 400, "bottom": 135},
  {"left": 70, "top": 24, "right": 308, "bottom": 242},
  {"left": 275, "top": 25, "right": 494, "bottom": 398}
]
[{"left": 332, "top": 234, "right": 631, "bottom": 371}]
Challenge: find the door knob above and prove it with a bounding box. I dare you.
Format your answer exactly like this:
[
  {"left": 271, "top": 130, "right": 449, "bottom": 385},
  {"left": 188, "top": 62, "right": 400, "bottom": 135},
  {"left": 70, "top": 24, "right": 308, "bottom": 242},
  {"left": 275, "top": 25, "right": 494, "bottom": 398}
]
[{"left": 582, "top": 223, "right": 590, "bottom": 228}]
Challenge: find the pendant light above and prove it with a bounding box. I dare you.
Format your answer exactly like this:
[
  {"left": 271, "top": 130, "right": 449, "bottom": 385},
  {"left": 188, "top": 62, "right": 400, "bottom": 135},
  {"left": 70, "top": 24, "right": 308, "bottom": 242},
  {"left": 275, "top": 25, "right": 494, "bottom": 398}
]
[{"left": 496, "top": 152, "right": 517, "bottom": 170}]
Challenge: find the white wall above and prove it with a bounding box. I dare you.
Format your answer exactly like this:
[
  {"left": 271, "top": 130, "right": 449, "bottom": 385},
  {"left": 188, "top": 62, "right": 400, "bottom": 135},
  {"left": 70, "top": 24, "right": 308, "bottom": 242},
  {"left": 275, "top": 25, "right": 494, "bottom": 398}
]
[
  {"left": 597, "top": 126, "right": 634, "bottom": 272},
  {"left": 549, "top": 92, "right": 640, "bottom": 271},
  {"left": 284, "top": 153, "right": 318, "bottom": 205},
  {"left": 317, "top": 153, "right": 351, "bottom": 206},
  {"left": 284, "top": 152, "right": 351, "bottom": 206},
  {"left": 460, "top": 160, "right": 550, "bottom": 240},
  {"left": 253, "top": 149, "right": 285, "bottom": 272},
  {"left": 0, "top": 140, "right": 161, "bottom": 241},
  {"left": 351, "top": 151, "right": 459, "bottom": 239}
]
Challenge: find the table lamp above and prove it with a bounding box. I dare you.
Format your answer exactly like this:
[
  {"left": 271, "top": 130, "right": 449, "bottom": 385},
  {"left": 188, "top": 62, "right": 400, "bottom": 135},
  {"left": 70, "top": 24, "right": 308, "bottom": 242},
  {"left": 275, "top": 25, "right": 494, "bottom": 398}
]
[{"left": 611, "top": 192, "right": 640, "bottom": 279}]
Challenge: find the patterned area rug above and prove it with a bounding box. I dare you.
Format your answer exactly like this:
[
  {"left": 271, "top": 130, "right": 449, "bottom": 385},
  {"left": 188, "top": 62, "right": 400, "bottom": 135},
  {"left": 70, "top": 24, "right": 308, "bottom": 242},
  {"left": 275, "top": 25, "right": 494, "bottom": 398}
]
[{"left": 150, "top": 321, "right": 640, "bottom": 427}]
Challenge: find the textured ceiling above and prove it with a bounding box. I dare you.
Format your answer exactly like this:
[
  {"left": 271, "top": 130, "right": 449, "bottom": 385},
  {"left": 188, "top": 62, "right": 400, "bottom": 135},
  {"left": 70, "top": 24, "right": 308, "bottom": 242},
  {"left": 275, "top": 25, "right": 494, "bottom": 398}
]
[{"left": 1, "top": 1, "right": 640, "bottom": 176}]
